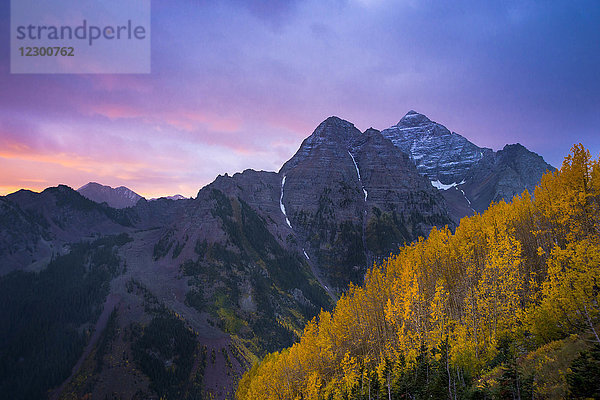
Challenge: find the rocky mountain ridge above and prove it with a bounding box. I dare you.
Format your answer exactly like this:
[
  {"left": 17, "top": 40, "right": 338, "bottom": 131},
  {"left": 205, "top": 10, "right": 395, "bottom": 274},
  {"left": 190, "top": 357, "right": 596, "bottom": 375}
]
[
  {"left": 0, "top": 111, "right": 555, "bottom": 399},
  {"left": 280, "top": 117, "right": 452, "bottom": 286}
]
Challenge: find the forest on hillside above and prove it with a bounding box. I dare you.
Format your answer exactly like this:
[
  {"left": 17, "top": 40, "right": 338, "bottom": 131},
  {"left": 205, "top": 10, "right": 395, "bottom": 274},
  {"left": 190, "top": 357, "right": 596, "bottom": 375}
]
[
  {"left": 237, "top": 144, "right": 600, "bottom": 400},
  {"left": 0, "top": 234, "right": 131, "bottom": 400}
]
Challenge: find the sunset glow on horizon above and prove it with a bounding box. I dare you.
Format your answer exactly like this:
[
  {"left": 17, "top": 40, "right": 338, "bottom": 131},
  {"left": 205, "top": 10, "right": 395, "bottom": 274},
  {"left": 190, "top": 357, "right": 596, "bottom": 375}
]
[{"left": 1, "top": 1, "right": 599, "bottom": 198}]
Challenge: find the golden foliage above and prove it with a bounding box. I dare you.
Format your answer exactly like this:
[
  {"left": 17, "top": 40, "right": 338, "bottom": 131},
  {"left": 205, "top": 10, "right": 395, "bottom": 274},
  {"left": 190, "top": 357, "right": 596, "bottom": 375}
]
[{"left": 237, "top": 144, "right": 600, "bottom": 400}]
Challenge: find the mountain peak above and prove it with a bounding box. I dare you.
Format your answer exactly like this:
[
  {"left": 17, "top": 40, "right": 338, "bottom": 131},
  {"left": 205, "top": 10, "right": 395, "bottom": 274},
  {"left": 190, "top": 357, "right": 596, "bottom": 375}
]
[
  {"left": 382, "top": 111, "right": 491, "bottom": 185},
  {"left": 78, "top": 182, "right": 100, "bottom": 190},
  {"left": 77, "top": 182, "right": 143, "bottom": 209},
  {"left": 149, "top": 194, "right": 189, "bottom": 201},
  {"left": 497, "top": 143, "right": 556, "bottom": 172},
  {"left": 313, "top": 116, "right": 359, "bottom": 142},
  {"left": 318, "top": 116, "right": 356, "bottom": 131},
  {"left": 397, "top": 110, "right": 432, "bottom": 126},
  {"left": 279, "top": 117, "right": 361, "bottom": 174},
  {"left": 323, "top": 115, "right": 346, "bottom": 123},
  {"left": 502, "top": 143, "right": 526, "bottom": 152}
]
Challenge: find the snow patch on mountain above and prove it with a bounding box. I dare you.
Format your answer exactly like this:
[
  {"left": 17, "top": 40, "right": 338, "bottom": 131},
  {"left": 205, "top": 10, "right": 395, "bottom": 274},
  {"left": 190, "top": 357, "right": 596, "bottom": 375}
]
[
  {"left": 430, "top": 179, "right": 465, "bottom": 191},
  {"left": 150, "top": 194, "right": 189, "bottom": 201},
  {"left": 348, "top": 151, "right": 368, "bottom": 201},
  {"left": 280, "top": 176, "right": 292, "bottom": 229}
]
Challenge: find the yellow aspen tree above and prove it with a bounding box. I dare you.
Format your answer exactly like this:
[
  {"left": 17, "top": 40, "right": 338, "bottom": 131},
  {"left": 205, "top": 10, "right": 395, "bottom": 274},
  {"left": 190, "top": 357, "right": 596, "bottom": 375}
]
[
  {"left": 430, "top": 279, "right": 450, "bottom": 352},
  {"left": 341, "top": 351, "right": 360, "bottom": 394},
  {"left": 238, "top": 146, "right": 600, "bottom": 399},
  {"left": 304, "top": 371, "right": 322, "bottom": 400},
  {"left": 536, "top": 239, "right": 600, "bottom": 342}
]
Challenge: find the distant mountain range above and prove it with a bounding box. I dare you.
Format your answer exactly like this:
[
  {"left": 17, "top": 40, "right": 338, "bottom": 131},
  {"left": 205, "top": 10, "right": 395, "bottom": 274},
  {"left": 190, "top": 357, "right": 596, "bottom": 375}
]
[
  {"left": 77, "top": 182, "right": 143, "bottom": 209},
  {"left": 0, "top": 111, "right": 554, "bottom": 399},
  {"left": 77, "top": 182, "right": 189, "bottom": 208},
  {"left": 150, "top": 194, "right": 189, "bottom": 201}
]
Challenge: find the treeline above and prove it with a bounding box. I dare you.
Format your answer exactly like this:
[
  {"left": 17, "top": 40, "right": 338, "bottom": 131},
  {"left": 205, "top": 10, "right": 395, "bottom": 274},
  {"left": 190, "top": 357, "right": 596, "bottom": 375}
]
[
  {"left": 125, "top": 279, "right": 207, "bottom": 399},
  {"left": 237, "top": 145, "right": 600, "bottom": 400},
  {"left": 0, "top": 234, "right": 130, "bottom": 400},
  {"left": 131, "top": 311, "right": 202, "bottom": 399}
]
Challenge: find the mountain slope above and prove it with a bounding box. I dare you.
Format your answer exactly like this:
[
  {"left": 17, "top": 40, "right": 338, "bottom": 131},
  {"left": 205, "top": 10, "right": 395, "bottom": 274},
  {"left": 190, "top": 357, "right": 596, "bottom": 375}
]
[
  {"left": 461, "top": 143, "right": 557, "bottom": 213},
  {"left": 237, "top": 144, "right": 600, "bottom": 400},
  {"left": 0, "top": 186, "right": 134, "bottom": 275}
]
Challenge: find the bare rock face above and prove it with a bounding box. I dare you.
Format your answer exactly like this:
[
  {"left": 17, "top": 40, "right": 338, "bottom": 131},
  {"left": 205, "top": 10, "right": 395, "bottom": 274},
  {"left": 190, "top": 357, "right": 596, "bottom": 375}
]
[
  {"left": 279, "top": 118, "right": 368, "bottom": 286},
  {"left": 279, "top": 118, "right": 453, "bottom": 288},
  {"left": 353, "top": 128, "right": 447, "bottom": 216},
  {"left": 352, "top": 129, "right": 452, "bottom": 257},
  {"left": 281, "top": 116, "right": 362, "bottom": 174},
  {"left": 206, "top": 169, "right": 283, "bottom": 220},
  {"left": 78, "top": 182, "right": 144, "bottom": 209},
  {"left": 461, "top": 143, "right": 556, "bottom": 213}
]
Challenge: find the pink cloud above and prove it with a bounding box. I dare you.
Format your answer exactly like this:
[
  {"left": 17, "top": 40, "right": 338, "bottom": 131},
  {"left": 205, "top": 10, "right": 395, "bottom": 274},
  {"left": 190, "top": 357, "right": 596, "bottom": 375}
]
[{"left": 88, "top": 103, "right": 148, "bottom": 120}]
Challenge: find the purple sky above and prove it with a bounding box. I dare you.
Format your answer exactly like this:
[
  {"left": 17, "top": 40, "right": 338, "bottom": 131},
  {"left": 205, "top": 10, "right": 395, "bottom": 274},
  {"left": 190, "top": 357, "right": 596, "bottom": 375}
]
[{"left": 1, "top": 0, "right": 599, "bottom": 198}]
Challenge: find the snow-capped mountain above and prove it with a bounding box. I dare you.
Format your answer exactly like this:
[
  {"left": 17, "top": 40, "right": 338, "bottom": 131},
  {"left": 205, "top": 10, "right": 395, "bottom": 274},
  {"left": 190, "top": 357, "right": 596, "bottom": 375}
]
[
  {"left": 382, "top": 111, "right": 554, "bottom": 221},
  {"left": 381, "top": 110, "right": 494, "bottom": 185},
  {"left": 149, "top": 194, "right": 189, "bottom": 201}
]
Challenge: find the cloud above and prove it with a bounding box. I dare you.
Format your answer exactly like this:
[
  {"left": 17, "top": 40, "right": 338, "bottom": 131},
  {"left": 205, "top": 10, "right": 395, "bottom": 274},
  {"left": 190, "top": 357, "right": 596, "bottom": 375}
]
[{"left": 0, "top": 0, "right": 599, "bottom": 196}]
